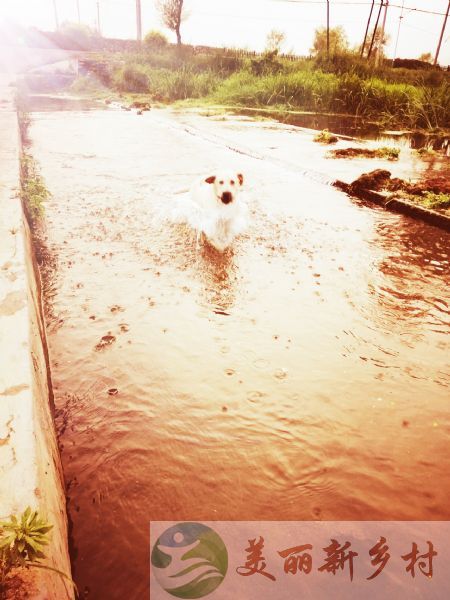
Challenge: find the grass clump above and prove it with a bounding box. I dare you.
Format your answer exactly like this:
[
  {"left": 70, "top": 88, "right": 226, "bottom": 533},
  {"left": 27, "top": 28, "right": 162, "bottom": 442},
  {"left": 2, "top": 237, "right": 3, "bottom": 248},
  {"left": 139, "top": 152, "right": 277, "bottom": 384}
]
[
  {"left": 374, "top": 146, "right": 400, "bottom": 160},
  {"left": 330, "top": 146, "right": 400, "bottom": 160},
  {"left": 213, "top": 69, "right": 339, "bottom": 111},
  {"left": 418, "top": 192, "right": 450, "bottom": 210},
  {"left": 112, "top": 61, "right": 220, "bottom": 100},
  {"left": 414, "top": 147, "right": 437, "bottom": 156},
  {"left": 20, "top": 154, "right": 50, "bottom": 220},
  {"left": 314, "top": 129, "right": 338, "bottom": 144}
]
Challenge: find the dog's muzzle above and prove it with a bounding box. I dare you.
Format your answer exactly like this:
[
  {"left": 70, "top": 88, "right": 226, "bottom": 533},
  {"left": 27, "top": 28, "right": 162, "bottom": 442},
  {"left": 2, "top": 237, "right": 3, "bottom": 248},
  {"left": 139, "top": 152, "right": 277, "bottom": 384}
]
[{"left": 221, "top": 192, "right": 233, "bottom": 204}]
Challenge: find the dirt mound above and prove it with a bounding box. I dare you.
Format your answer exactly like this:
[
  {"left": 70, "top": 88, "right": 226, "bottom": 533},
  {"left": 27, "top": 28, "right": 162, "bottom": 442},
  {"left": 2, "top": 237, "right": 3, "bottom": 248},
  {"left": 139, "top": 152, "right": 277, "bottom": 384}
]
[
  {"left": 341, "top": 169, "right": 449, "bottom": 197},
  {"left": 347, "top": 169, "right": 392, "bottom": 193},
  {"left": 334, "top": 169, "right": 450, "bottom": 214}
]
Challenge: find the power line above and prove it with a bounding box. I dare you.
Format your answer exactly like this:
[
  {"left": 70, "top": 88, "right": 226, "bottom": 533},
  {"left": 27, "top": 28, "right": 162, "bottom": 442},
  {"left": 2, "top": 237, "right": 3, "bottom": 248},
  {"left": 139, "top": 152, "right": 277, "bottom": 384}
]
[
  {"left": 96, "top": 0, "right": 450, "bottom": 17},
  {"left": 271, "top": 0, "right": 450, "bottom": 17}
]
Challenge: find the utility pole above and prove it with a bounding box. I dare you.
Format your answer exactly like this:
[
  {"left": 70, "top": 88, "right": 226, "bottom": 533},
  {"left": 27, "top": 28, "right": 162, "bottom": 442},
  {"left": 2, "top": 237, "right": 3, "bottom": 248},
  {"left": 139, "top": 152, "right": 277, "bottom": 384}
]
[
  {"left": 326, "top": 0, "right": 330, "bottom": 59},
  {"left": 392, "top": 0, "right": 404, "bottom": 66},
  {"left": 361, "top": 0, "right": 375, "bottom": 57},
  {"left": 368, "top": 0, "right": 384, "bottom": 60},
  {"left": 76, "top": 0, "right": 80, "bottom": 24},
  {"left": 136, "top": 0, "right": 142, "bottom": 42},
  {"left": 434, "top": 0, "right": 450, "bottom": 66},
  {"left": 97, "top": 1, "right": 101, "bottom": 35},
  {"left": 53, "top": 0, "right": 59, "bottom": 30},
  {"left": 375, "top": 0, "right": 388, "bottom": 66}
]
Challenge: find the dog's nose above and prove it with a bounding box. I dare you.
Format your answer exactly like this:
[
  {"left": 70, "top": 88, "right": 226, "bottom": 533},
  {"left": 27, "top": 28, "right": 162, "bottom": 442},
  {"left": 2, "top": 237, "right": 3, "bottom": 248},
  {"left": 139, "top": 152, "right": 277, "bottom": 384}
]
[{"left": 221, "top": 192, "right": 233, "bottom": 204}]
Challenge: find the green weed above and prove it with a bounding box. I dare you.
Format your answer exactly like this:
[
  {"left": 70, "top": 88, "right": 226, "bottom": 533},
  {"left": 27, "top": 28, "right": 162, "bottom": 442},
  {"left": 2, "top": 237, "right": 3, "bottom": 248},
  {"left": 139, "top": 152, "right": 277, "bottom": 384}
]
[
  {"left": 20, "top": 154, "right": 50, "bottom": 220},
  {"left": 418, "top": 192, "right": 450, "bottom": 210},
  {"left": 0, "top": 508, "right": 77, "bottom": 599},
  {"left": 314, "top": 129, "right": 338, "bottom": 144}
]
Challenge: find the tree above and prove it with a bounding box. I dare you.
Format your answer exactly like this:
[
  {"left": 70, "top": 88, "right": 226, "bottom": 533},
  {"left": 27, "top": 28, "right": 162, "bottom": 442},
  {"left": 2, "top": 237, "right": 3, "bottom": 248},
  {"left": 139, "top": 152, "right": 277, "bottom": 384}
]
[
  {"left": 419, "top": 52, "right": 433, "bottom": 64},
  {"left": 311, "top": 26, "right": 348, "bottom": 56},
  {"left": 362, "top": 27, "right": 390, "bottom": 59},
  {"left": 156, "top": 0, "right": 186, "bottom": 45},
  {"left": 265, "top": 29, "right": 286, "bottom": 54}
]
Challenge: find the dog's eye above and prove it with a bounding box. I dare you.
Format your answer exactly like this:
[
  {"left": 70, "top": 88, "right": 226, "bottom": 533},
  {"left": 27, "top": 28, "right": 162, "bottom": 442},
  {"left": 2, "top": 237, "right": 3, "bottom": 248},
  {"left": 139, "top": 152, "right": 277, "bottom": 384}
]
[
  {"left": 230, "top": 180, "right": 235, "bottom": 185},
  {"left": 219, "top": 180, "right": 224, "bottom": 185}
]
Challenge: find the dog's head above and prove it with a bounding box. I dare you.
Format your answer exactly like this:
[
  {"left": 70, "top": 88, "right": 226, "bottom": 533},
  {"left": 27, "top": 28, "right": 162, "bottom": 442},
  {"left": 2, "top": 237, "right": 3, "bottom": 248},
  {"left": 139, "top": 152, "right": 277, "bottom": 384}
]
[{"left": 205, "top": 171, "right": 244, "bottom": 205}]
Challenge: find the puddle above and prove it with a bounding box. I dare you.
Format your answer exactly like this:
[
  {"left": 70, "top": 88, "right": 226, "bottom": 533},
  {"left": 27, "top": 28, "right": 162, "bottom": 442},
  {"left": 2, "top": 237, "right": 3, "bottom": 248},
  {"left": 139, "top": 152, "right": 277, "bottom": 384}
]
[
  {"left": 26, "top": 100, "right": 450, "bottom": 599},
  {"left": 230, "top": 107, "right": 450, "bottom": 152},
  {"left": 23, "top": 94, "right": 101, "bottom": 112}
]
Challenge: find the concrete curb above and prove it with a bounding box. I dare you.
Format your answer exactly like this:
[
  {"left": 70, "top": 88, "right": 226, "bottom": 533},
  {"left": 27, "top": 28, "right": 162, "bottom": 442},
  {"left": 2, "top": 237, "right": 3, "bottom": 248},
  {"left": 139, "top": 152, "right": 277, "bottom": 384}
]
[
  {"left": 0, "top": 75, "right": 74, "bottom": 598},
  {"left": 334, "top": 180, "right": 450, "bottom": 232}
]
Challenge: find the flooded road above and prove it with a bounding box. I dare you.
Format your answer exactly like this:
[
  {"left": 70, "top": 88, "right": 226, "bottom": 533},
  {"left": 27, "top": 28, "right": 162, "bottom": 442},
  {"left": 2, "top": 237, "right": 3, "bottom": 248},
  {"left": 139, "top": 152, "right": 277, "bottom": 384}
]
[{"left": 27, "top": 103, "right": 450, "bottom": 599}]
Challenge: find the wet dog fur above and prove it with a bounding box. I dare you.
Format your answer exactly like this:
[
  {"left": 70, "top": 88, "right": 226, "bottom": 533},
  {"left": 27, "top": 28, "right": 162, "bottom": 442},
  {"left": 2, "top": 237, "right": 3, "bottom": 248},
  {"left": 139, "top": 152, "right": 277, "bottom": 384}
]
[{"left": 187, "top": 171, "right": 248, "bottom": 252}]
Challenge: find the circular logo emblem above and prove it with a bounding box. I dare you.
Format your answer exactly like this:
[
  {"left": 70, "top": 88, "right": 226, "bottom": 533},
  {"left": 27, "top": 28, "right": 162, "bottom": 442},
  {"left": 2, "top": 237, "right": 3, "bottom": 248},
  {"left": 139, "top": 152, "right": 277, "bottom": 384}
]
[{"left": 151, "top": 522, "right": 228, "bottom": 598}]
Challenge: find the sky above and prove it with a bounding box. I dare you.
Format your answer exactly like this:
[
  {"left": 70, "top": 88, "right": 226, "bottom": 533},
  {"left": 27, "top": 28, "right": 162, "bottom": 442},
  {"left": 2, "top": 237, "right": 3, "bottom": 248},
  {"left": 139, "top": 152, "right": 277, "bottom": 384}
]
[{"left": 0, "top": 0, "right": 449, "bottom": 63}]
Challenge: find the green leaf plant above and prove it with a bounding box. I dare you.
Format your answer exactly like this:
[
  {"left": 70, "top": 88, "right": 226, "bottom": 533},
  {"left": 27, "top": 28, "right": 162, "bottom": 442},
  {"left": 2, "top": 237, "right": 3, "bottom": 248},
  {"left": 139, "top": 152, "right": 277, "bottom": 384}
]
[{"left": 0, "top": 507, "right": 78, "bottom": 599}]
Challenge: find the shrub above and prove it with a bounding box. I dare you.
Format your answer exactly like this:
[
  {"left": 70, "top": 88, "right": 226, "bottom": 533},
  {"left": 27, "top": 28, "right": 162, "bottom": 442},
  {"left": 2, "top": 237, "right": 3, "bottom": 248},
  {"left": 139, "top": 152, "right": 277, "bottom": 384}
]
[
  {"left": 250, "top": 51, "right": 283, "bottom": 76},
  {"left": 144, "top": 30, "right": 169, "bottom": 51},
  {"left": 393, "top": 58, "right": 434, "bottom": 70}
]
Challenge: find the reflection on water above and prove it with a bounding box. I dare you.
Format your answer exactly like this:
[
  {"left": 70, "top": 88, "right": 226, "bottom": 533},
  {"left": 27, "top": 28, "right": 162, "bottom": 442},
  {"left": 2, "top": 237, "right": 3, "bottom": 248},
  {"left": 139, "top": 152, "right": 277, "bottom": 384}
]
[
  {"left": 234, "top": 107, "right": 450, "bottom": 152},
  {"left": 27, "top": 103, "right": 450, "bottom": 600}
]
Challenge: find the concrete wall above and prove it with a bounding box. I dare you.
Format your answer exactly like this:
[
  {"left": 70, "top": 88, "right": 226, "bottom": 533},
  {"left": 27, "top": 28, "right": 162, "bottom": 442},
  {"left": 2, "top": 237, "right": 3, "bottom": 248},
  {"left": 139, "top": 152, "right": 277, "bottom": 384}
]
[{"left": 0, "top": 75, "right": 74, "bottom": 599}]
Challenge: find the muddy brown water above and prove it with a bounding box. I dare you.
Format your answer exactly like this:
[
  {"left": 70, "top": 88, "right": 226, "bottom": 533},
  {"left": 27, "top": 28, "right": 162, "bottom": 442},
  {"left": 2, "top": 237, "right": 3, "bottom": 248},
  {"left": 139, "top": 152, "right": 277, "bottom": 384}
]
[{"left": 27, "top": 99, "right": 449, "bottom": 600}]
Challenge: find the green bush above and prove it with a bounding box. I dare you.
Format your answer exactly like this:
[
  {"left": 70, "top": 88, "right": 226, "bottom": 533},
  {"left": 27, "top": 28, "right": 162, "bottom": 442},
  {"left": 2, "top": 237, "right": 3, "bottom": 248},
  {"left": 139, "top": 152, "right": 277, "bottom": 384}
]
[
  {"left": 144, "top": 30, "right": 169, "bottom": 51},
  {"left": 250, "top": 51, "right": 284, "bottom": 76},
  {"left": 93, "top": 46, "right": 449, "bottom": 128}
]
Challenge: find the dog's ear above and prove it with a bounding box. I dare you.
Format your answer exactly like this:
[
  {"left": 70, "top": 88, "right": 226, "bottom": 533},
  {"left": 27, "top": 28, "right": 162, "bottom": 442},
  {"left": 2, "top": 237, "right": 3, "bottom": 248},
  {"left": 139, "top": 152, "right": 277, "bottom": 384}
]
[
  {"left": 237, "top": 173, "right": 244, "bottom": 186},
  {"left": 205, "top": 175, "right": 216, "bottom": 184}
]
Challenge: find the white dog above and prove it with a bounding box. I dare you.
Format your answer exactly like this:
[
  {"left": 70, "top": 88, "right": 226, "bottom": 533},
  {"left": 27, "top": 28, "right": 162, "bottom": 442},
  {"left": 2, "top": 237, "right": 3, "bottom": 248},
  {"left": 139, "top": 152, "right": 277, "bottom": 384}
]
[{"left": 180, "top": 171, "right": 248, "bottom": 252}]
